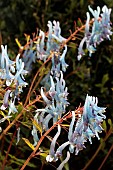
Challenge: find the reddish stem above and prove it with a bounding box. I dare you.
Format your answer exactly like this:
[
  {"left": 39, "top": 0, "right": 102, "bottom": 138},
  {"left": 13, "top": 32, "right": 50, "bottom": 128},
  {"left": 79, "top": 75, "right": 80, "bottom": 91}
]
[
  {"left": 1, "top": 129, "right": 17, "bottom": 170},
  {"left": 98, "top": 144, "right": 113, "bottom": 170}
]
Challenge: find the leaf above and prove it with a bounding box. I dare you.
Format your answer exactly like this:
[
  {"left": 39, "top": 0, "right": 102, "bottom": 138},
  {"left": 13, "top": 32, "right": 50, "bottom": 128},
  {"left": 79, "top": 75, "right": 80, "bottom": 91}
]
[
  {"left": 40, "top": 152, "right": 48, "bottom": 158},
  {"left": 102, "top": 120, "right": 107, "bottom": 132},
  {"left": 7, "top": 153, "right": 37, "bottom": 168},
  {"left": 32, "top": 119, "right": 42, "bottom": 135},
  {"left": 22, "top": 138, "right": 35, "bottom": 150},
  {"left": 24, "top": 33, "right": 30, "bottom": 43},
  {"left": 108, "top": 119, "right": 113, "bottom": 128},
  {"left": 102, "top": 74, "right": 109, "bottom": 85},
  {"left": 61, "top": 124, "right": 70, "bottom": 127},
  {"left": 68, "top": 42, "right": 76, "bottom": 48},
  {"left": 100, "top": 138, "right": 105, "bottom": 150},
  {"left": 20, "top": 121, "right": 31, "bottom": 128},
  {"left": 15, "top": 38, "right": 23, "bottom": 49},
  {"left": 19, "top": 20, "right": 25, "bottom": 32},
  {"left": 0, "top": 111, "right": 11, "bottom": 123},
  {"left": 0, "top": 110, "right": 6, "bottom": 117},
  {"left": 77, "top": 18, "right": 83, "bottom": 27},
  {"left": 39, "top": 65, "right": 50, "bottom": 77}
]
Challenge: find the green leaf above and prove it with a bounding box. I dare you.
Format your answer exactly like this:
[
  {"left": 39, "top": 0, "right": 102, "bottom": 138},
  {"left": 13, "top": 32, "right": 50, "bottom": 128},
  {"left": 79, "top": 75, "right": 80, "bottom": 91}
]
[
  {"left": 19, "top": 20, "right": 25, "bottom": 33},
  {"left": 68, "top": 42, "right": 76, "bottom": 48},
  {"left": 32, "top": 119, "right": 42, "bottom": 135},
  {"left": 108, "top": 119, "right": 113, "bottom": 128},
  {"left": 22, "top": 138, "right": 35, "bottom": 150},
  {"left": 102, "top": 120, "right": 107, "bottom": 132},
  {"left": 102, "top": 74, "right": 109, "bottom": 85},
  {"left": 7, "top": 153, "right": 37, "bottom": 168},
  {"left": 15, "top": 38, "right": 23, "bottom": 49},
  {"left": 100, "top": 138, "right": 105, "bottom": 150}
]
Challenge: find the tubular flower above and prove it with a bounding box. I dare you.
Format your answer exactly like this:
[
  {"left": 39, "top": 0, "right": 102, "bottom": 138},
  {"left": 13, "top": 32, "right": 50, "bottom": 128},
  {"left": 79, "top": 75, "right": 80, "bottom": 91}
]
[
  {"left": 32, "top": 71, "right": 69, "bottom": 146},
  {"left": 68, "top": 94, "right": 106, "bottom": 155},
  {"left": 0, "top": 45, "right": 28, "bottom": 116},
  {"left": 1, "top": 90, "right": 11, "bottom": 110},
  {"left": 36, "top": 20, "right": 68, "bottom": 77},
  {"left": 77, "top": 5, "right": 112, "bottom": 59},
  {"left": 46, "top": 124, "right": 61, "bottom": 162},
  {"left": 0, "top": 115, "right": 12, "bottom": 133},
  {"left": 36, "top": 71, "right": 68, "bottom": 128},
  {"left": 45, "top": 94, "right": 106, "bottom": 165},
  {"left": 57, "top": 151, "right": 70, "bottom": 170}
]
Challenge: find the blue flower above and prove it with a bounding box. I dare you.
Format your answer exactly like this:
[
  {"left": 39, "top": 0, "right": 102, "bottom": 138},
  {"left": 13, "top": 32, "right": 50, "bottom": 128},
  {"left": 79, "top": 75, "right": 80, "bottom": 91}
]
[
  {"left": 46, "top": 124, "right": 61, "bottom": 162},
  {"left": 14, "top": 54, "right": 28, "bottom": 93},
  {"left": 77, "top": 37, "right": 86, "bottom": 60},
  {"left": 8, "top": 97, "right": 18, "bottom": 115},
  {"left": 1, "top": 90, "right": 11, "bottom": 110},
  {"left": 67, "top": 94, "right": 106, "bottom": 155},
  {"left": 57, "top": 151, "right": 70, "bottom": 170},
  {"left": 77, "top": 5, "right": 112, "bottom": 60},
  {"left": 60, "top": 45, "right": 68, "bottom": 72},
  {"left": 22, "top": 42, "right": 37, "bottom": 71}
]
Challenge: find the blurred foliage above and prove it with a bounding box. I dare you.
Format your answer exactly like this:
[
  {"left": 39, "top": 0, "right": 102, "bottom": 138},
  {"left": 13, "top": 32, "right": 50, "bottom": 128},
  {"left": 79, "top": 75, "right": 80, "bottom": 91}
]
[{"left": 0, "top": 0, "right": 113, "bottom": 169}]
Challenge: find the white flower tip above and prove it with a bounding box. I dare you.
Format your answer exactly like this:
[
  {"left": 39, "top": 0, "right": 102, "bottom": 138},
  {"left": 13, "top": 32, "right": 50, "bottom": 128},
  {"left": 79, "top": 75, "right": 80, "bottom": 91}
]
[
  {"left": 46, "top": 155, "right": 54, "bottom": 162},
  {"left": 77, "top": 54, "right": 82, "bottom": 61},
  {"left": 0, "top": 105, "right": 7, "bottom": 110}
]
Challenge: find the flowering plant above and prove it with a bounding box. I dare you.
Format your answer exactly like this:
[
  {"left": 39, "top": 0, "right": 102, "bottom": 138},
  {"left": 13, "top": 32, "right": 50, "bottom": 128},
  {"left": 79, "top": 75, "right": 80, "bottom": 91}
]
[{"left": 0, "top": 4, "right": 113, "bottom": 170}]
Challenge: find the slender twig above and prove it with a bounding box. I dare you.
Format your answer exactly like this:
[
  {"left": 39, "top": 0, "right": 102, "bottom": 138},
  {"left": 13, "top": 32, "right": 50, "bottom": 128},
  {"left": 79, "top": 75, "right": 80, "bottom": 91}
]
[
  {"left": 98, "top": 144, "right": 113, "bottom": 170},
  {"left": 30, "top": 62, "right": 51, "bottom": 97},
  {"left": 24, "top": 57, "right": 51, "bottom": 107},
  {"left": 82, "top": 128, "right": 113, "bottom": 170},
  {"left": 30, "top": 75, "right": 43, "bottom": 96},
  {"left": 63, "top": 19, "right": 94, "bottom": 46},
  {"left": 20, "top": 112, "right": 71, "bottom": 170},
  {"left": 0, "top": 97, "right": 41, "bottom": 141},
  {"left": 1, "top": 128, "right": 17, "bottom": 170}
]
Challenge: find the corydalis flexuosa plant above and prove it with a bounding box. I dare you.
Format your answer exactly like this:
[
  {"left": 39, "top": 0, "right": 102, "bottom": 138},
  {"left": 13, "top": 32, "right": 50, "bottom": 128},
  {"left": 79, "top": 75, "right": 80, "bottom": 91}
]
[
  {"left": 31, "top": 5, "right": 111, "bottom": 170},
  {"left": 0, "top": 45, "right": 28, "bottom": 116},
  {"left": 0, "top": 4, "right": 112, "bottom": 170}
]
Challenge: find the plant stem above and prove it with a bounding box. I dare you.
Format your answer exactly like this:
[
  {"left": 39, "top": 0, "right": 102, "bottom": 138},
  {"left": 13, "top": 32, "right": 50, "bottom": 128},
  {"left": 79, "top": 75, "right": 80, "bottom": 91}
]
[
  {"left": 24, "top": 57, "right": 51, "bottom": 107},
  {"left": 1, "top": 128, "right": 17, "bottom": 170},
  {"left": 82, "top": 128, "right": 113, "bottom": 170},
  {"left": 98, "top": 143, "right": 113, "bottom": 170},
  {"left": 0, "top": 97, "right": 41, "bottom": 141},
  {"left": 30, "top": 62, "right": 51, "bottom": 97},
  {"left": 20, "top": 111, "right": 72, "bottom": 170},
  {"left": 63, "top": 19, "right": 94, "bottom": 46}
]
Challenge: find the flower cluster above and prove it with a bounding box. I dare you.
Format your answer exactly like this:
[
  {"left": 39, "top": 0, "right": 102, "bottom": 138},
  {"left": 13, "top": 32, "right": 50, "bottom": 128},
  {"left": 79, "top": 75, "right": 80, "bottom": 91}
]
[
  {"left": 77, "top": 5, "right": 112, "bottom": 60},
  {"left": 46, "top": 94, "right": 106, "bottom": 169},
  {"left": 68, "top": 94, "right": 106, "bottom": 155},
  {"left": 0, "top": 45, "right": 28, "bottom": 115},
  {"left": 0, "top": 4, "right": 111, "bottom": 170},
  {"left": 22, "top": 21, "right": 68, "bottom": 77},
  {"left": 32, "top": 71, "right": 69, "bottom": 146}
]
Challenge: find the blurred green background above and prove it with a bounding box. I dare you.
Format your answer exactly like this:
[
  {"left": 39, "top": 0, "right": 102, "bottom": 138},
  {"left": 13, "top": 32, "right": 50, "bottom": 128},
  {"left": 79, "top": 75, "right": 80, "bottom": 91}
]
[{"left": 0, "top": 0, "right": 113, "bottom": 169}]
